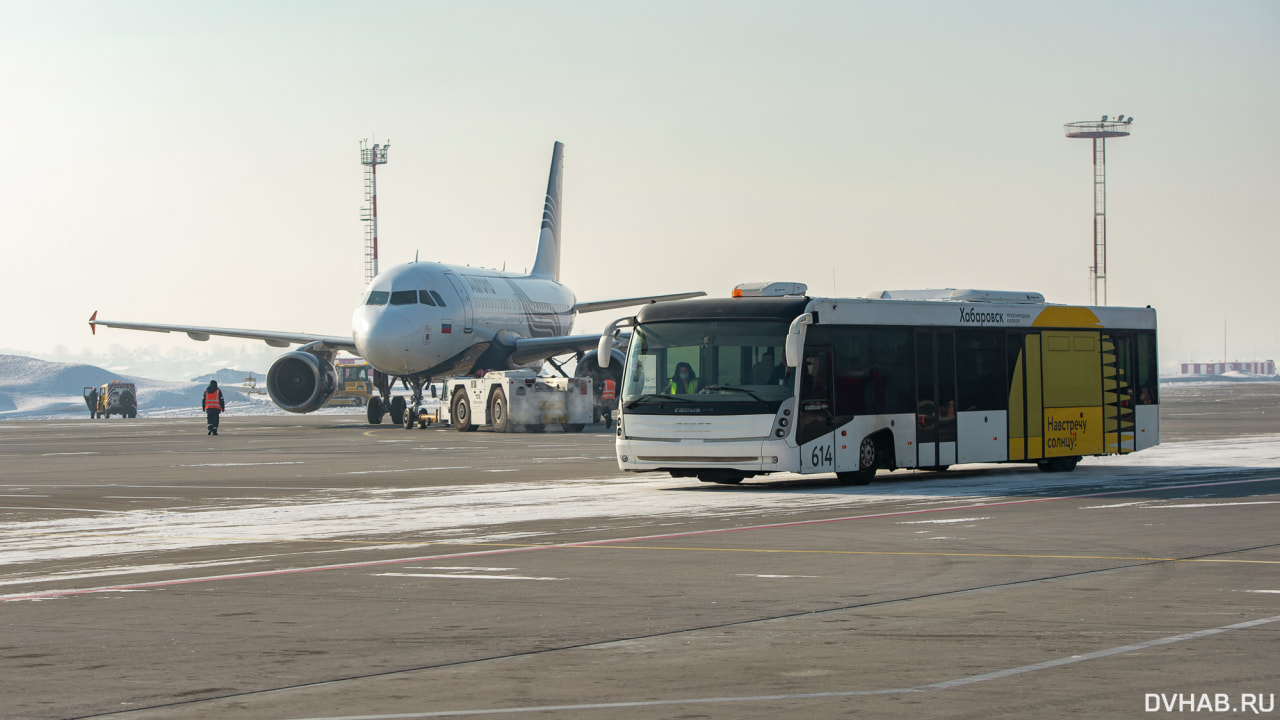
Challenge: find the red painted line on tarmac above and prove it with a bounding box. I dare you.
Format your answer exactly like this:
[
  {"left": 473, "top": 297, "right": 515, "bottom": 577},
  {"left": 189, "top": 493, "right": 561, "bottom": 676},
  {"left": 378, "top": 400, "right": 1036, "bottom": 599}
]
[{"left": 3, "top": 476, "right": 1276, "bottom": 603}]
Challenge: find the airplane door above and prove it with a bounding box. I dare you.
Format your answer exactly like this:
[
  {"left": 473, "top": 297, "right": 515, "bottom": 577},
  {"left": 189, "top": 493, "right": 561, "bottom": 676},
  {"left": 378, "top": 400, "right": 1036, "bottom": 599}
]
[
  {"left": 915, "top": 330, "right": 957, "bottom": 469},
  {"left": 443, "top": 273, "right": 474, "bottom": 333}
]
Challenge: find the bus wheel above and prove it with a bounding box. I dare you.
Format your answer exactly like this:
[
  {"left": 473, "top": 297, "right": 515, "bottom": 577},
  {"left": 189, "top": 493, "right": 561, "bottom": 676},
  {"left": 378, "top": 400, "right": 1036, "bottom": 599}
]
[
  {"left": 697, "top": 471, "right": 743, "bottom": 485},
  {"left": 563, "top": 423, "right": 585, "bottom": 433},
  {"left": 489, "top": 389, "right": 510, "bottom": 433},
  {"left": 837, "top": 437, "right": 878, "bottom": 485},
  {"left": 1039, "top": 456, "right": 1080, "bottom": 473},
  {"left": 452, "top": 392, "right": 475, "bottom": 432}
]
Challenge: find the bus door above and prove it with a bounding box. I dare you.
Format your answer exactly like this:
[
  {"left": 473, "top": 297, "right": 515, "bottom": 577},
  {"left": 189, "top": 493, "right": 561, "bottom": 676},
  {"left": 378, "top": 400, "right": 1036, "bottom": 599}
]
[
  {"left": 1007, "top": 332, "right": 1043, "bottom": 461},
  {"left": 1102, "top": 333, "right": 1137, "bottom": 454},
  {"left": 797, "top": 345, "right": 835, "bottom": 474},
  {"left": 443, "top": 273, "right": 474, "bottom": 333},
  {"left": 915, "top": 330, "right": 957, "bottom": 468}
]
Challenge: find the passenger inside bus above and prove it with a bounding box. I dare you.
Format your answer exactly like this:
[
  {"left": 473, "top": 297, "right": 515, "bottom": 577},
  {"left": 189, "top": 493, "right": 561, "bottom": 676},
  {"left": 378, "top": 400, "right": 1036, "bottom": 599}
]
[{"left": 752, "top": 348, "right": 787, "bottom": 385}]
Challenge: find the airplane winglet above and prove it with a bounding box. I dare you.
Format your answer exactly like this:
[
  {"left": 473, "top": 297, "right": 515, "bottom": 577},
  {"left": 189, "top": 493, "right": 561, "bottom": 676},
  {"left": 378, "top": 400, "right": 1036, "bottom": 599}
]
[{"left": 89, "top": 311, "right": 98, "bottom": 336}]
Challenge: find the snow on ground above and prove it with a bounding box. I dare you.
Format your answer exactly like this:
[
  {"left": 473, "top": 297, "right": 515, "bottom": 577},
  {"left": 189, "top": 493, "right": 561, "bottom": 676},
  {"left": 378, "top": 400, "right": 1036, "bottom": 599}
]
[
  {"left": 0, "top": 354, "right": 362, "bottom": 420},
  {"left": 1, "top": 433, "right": 1277, "bottom": 593}
]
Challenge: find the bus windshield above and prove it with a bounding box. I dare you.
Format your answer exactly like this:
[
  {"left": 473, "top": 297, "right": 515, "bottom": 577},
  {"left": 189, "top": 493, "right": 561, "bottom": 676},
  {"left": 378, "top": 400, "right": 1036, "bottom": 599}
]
[{"left": 621, "top": 320, "right": 794, "bottom": 413}]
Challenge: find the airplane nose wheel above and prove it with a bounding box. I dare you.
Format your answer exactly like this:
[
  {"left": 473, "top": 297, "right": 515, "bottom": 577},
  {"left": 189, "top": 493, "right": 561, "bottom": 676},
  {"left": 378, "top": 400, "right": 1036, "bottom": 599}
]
[{"left": 399, "top": 377, "right": 431, "bottom": 430}]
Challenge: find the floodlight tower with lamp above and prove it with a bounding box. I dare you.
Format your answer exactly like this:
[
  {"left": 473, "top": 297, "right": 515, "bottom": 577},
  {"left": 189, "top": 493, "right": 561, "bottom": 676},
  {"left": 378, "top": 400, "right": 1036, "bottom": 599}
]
[
  {"left": 1064, "top": 115, "right": 1133, "bottom": 306},
  {"left": 360, "top": 140, "right": 390, "bottom": 286}
]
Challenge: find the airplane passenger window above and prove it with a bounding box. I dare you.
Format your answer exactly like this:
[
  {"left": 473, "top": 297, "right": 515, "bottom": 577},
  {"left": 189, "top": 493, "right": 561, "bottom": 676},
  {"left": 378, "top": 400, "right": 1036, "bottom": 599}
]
[
  {"left": 390, "top": 290, "right": 418, "bottom": 305},
  {"left": 365, "top": 291, "right": 390, "bottom": 305},
  {"left": 430, "top": 290, "right": 447, "bottom": 307},
  {"left": 418, "top": 290, "right": 436, "bottom": 306}
]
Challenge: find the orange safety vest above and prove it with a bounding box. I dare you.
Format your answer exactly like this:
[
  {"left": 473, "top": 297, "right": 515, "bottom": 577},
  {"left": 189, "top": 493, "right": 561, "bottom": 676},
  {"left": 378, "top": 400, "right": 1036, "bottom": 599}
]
[
  {"left": 203, "top": 390, "right": 222, "bottom": 411},
  {"left": 601, "top": 378, "right": 617, "bottom": 401}
]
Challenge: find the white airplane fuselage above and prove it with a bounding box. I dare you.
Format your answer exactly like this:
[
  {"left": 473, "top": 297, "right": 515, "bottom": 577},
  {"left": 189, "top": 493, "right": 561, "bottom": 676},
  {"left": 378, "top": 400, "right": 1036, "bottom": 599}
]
[
  {"left": 88, "top": 141, "right": 705, "bottom": 423},
  {"left": 352, "top": 261, "right": 576, "bottom": 377}
]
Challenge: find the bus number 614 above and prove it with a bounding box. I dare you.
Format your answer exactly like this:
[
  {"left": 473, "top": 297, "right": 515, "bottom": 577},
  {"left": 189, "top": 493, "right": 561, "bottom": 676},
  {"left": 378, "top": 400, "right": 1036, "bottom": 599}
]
[{"left": 811, "top": 444, "right": 833, "bottom": 467}]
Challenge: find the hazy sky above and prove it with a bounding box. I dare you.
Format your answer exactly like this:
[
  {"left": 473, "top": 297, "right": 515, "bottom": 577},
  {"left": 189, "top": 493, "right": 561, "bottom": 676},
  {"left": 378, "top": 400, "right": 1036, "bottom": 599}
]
[{"left": 2, "top": 0, "right": 1277, "bottom": 378}]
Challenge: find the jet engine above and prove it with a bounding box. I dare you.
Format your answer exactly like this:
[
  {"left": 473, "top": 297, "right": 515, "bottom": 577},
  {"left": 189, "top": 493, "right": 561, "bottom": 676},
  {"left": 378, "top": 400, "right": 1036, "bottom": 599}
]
[{"left": 267, "top": 348, "right": 338, "bottom": 413}]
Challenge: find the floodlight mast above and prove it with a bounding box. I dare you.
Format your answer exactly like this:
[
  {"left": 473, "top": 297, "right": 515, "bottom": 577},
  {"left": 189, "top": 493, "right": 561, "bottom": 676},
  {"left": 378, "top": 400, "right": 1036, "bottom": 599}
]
[
  {"left": 360, "top": 140, "right": 391, "bottom": 286},
  {"left": 1064, "top": 116, "right": 1133, "bottom": 306}
]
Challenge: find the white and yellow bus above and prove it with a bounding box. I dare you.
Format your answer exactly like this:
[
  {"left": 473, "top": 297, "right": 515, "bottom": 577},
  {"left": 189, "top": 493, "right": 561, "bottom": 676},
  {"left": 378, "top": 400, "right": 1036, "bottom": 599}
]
[{"left": 601, "top": 283, "right": 1158, "bottom": 485}]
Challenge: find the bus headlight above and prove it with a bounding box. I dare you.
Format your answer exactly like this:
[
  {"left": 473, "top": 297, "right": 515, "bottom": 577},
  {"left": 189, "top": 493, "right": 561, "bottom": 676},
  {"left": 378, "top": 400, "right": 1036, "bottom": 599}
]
[{"left": 775, "top": 429, "right": 785, "bottom": 438}]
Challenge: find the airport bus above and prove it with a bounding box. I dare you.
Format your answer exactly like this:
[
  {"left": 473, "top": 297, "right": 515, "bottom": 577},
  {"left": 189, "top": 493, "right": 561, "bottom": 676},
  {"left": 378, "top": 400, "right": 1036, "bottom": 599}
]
[{"left": 599, "top": 282, "right": 1158, "bottom": 485}]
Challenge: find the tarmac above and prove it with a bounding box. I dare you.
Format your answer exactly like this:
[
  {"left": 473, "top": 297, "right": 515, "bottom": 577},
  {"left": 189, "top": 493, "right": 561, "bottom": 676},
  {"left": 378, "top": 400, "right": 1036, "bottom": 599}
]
[{"left": 1, "top": 382, "right": 1277, "bottom": 719}]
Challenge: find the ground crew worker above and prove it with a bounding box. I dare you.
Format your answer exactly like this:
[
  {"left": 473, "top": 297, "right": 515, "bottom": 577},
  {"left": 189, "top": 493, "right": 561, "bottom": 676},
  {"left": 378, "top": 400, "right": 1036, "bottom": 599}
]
[
  {"left": 202, "top": 380, "right": 226, "bottom": 435},
  {"left": 600, "top": 377, "right": 617, "bottom": 428}
]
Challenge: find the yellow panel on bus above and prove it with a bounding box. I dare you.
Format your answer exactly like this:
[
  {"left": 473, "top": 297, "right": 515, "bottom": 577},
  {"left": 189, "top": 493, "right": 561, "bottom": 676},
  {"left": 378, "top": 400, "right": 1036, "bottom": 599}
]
[
  {"left": 1041, "top": 331, "right": 1102, "bottom": 409},
  {"left": 1044, "top": 407, "right": 1104, "bottom": 457}
]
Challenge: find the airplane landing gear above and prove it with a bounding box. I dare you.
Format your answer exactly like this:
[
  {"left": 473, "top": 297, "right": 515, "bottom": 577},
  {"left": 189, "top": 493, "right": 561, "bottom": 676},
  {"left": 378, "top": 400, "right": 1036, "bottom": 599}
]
[
  {"left": 401, "top": 377, "right": 431, "bottom": 430},
  {"left": 367, "top": 369, "right": 402, "bottom": 426}
]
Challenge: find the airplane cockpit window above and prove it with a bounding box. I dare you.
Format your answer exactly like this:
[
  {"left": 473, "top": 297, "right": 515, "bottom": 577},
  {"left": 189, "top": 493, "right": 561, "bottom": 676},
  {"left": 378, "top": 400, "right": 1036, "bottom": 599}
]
[
  {"left": 365, "top": 291, "right": 390, "bottom": 305},
  {"left": 430, "top": 290, "right": 447, "bottom": 307},
  {"left": 390, "top": 290, "right": 418, "bottom": 306},
  {"left": 418, "top": 290, "right": 437, "bottom": 307}
]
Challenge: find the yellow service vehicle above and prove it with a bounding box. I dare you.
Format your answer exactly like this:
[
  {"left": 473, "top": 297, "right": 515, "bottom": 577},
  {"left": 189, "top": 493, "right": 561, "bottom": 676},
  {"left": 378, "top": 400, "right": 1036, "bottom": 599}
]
[
  {"left": 329, "top": 358, "right": 374, "bottom": 407},
  {"left": 83, "top": 381, "right": 138, "bottom": 418}
]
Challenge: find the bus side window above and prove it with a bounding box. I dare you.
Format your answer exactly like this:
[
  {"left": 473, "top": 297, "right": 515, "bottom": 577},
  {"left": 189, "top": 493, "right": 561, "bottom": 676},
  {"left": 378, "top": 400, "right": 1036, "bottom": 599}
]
[
  {"left": 802, "top": 350, "right": 831, "bottom": 400},
  {"left": 1136, "top": 332, "right": 1158, "bottom": 404}
]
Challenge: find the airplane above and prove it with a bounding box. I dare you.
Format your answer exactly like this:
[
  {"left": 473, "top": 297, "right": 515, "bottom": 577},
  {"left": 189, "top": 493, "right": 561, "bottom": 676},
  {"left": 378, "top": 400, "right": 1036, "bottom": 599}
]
[{"left": 89, "top": 141, "right": 704, "bottom": 427}]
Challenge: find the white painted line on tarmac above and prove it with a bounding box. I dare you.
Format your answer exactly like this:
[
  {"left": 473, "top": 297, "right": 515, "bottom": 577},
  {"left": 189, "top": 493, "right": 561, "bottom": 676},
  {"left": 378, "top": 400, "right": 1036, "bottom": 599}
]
[
  {"left": 345, "top": 467, "right": 472, "bottom": 475},
  {"left": 281, "top": 614, "right": 1280, "bottom": 720},
  {"left": 179, "top": 462, "right": 305, "bottom": 467},
  {"left": 375, "top": 573, "right": 564, "bottom": 581},
  {"left": 103, "top": 496, "right": 182, "bottom": 500},
  {"left": 897, "top": 517, "right": 991, "bottom": 525}
]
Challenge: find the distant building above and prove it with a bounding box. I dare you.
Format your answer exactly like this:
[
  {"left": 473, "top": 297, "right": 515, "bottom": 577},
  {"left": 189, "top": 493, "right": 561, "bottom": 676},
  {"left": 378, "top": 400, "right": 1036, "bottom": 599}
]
[{"left": 1180, "top": 360, "right": 1275, "bottom": 376}]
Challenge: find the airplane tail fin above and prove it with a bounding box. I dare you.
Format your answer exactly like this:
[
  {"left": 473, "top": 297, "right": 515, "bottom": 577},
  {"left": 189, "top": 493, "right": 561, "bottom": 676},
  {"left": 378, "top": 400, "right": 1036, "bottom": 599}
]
[{"left": 529, "top": 141, "right": 564, "bottom": 282}]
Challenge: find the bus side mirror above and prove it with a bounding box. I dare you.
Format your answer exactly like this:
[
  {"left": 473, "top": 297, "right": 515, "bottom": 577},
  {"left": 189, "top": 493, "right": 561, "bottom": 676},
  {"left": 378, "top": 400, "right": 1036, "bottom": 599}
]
[
  {"left": 597, "top": 316, "right": 634, "bottom": 369},
  {"left": 784, "top": 313, "right": 813, "bottom": 368},
  {"left": 597, "top": 334, "right": 612, "bottom": 367}
]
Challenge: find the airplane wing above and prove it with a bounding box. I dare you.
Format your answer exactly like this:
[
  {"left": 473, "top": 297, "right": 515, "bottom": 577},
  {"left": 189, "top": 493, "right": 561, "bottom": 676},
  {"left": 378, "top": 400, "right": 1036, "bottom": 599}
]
[
  {"left": 89, "top": 312, "right": 357, "bottom": 353},
  {"left": 571, "top": 291, "right": 705, "bottom": 315}
]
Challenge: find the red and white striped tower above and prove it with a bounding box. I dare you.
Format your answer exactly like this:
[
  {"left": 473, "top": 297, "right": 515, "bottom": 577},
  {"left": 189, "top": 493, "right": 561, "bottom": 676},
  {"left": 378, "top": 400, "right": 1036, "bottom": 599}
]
[{"left": 360, "top": 140, "right": 390, "bottom": 285}]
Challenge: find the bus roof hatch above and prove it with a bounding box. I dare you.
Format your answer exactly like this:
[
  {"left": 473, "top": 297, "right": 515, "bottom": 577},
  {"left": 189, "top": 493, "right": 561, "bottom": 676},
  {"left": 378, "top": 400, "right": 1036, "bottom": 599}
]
[
  {"left": 733, "top": 282, "right": 808, "bottom": 298},
  {"left": 867, "top": 289, "right": 1046, "bottom": 304}
]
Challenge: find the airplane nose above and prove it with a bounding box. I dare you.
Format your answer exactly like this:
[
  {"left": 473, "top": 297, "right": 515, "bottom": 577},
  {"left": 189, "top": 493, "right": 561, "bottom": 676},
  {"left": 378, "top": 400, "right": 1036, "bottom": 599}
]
[{"left": 353, "top": 308, "right": 418, "bottom": 373}]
